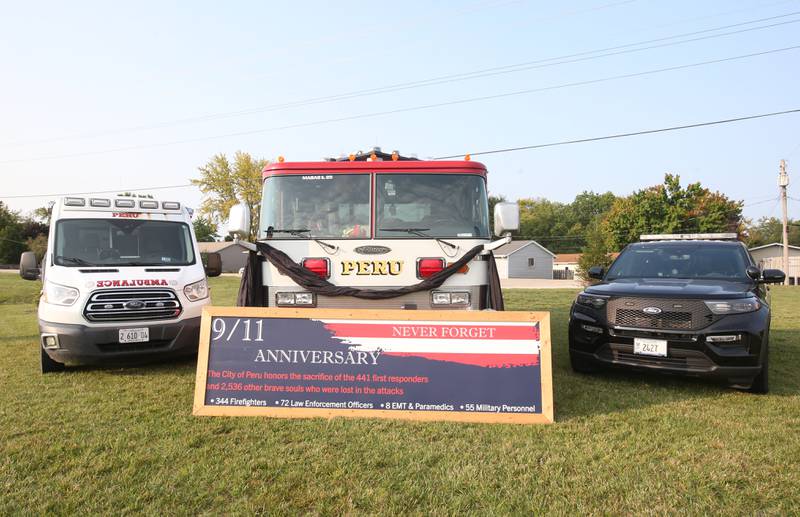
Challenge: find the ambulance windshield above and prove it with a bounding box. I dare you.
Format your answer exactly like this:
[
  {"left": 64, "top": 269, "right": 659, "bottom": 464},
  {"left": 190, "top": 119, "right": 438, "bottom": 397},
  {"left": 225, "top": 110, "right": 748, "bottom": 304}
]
[{"left": 54, "top": 219, "right": 195, "bottom": 267}]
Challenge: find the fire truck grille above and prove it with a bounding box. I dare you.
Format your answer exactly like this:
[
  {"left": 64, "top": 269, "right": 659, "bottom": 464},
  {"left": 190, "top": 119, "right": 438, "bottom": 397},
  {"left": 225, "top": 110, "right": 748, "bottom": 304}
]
[
  {"left": 84, "top": 289, "right": 182, "bottom": 322},
  {"left": 607, "top": 297, "right": 715, "bottom": 331}
]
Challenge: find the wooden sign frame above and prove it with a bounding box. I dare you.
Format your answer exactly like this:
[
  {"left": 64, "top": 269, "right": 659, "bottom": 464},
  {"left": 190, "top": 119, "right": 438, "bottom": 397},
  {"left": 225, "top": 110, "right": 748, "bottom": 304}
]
[{"left": 193, "top": 307, "right": 553, "bottom": 424}]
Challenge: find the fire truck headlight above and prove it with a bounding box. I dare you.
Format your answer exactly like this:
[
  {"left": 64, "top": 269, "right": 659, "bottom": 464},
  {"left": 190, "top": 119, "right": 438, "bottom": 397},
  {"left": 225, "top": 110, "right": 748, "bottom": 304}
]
[
  {"left": 275, "top": 292, "right": 315, "bottom": 307},
  {"left": 44, "top": 281, "right": 79, "bottom": 306},
  {"left": 431, "top": 291, "right": 470, "bottom": 306},
  {"left": 183, "top": 278, "right": 209, "bottom": 301}
]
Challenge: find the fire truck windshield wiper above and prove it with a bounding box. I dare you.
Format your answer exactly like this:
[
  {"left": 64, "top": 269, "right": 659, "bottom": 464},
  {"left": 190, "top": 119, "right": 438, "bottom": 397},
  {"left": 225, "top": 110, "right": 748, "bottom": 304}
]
[
  {"left": 379, "top": 228, "right": 457, "bottom": 250},
  {"left": 265, "top": 227, "right": 310, "bottom": 237}
]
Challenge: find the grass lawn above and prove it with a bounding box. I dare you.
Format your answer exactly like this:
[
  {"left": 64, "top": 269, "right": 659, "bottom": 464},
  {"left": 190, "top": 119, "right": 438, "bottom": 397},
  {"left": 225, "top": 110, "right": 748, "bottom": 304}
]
[{"left": 1, "top": 274, "right": 799, "bottom": 514}]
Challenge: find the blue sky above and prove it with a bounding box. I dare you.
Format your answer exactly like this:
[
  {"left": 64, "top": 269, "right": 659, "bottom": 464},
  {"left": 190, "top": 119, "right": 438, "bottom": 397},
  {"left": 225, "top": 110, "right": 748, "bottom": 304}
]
[{"left": 1, "top": 0, "right": 799, "bottom": 223}]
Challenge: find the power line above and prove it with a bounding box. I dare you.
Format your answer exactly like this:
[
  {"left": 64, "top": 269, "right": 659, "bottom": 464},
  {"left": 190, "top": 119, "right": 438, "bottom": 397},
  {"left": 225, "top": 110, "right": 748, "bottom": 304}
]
[
  {"left": 0, "top": 184, "right": 194, "bottom": 200},
  {"left": 435, "top": 108, "right": 800, "bottom": 159},
  {"left": 4, "top": 45, "right": 800, "bottom": 165},
  {"left": 3, "top": 10, "right": 799, "bottom": 149}
]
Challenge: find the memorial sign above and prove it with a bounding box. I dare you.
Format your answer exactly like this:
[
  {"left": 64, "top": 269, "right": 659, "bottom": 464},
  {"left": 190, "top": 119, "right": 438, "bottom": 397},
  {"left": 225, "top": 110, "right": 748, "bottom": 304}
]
[{"left": 193, "top": 307, "right": 553, "bottom": 424}]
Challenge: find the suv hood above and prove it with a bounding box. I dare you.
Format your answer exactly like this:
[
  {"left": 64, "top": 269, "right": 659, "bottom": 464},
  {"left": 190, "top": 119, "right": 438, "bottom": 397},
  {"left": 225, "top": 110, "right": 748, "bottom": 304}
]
[{"left": 585, "top": 278, "right": 754, "bottom": 299}]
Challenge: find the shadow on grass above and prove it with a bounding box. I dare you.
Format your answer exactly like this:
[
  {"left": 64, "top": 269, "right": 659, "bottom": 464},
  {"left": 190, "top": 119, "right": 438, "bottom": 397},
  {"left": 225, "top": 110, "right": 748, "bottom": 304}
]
[
  {"left": 57, "top": 354, "right": 198, "bottom": 375},
  {"left": 554, "top": 327, "right": 800, "bottom": 421}
]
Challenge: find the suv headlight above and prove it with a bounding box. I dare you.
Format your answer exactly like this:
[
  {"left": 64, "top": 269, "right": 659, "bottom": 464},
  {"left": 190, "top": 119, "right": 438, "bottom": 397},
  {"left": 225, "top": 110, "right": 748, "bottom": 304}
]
[
  {"left": 44, "top": 281, "right": 79, "bottom": 306},
  {"left": 704, "top": 298, "right": 760, "bottom": 314},
  {"left": 575, "top": 292, "right": 609, "bottom": 309},
  {"left": 184, "top": 278, "right": 209, "bottom": 301}
]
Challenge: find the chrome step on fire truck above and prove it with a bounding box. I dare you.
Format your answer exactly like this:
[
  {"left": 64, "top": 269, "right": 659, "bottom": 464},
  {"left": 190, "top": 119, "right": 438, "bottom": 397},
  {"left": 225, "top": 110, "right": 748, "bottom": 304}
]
[
  {"left": 229, "top": 148, "right": 519, "bottom": 309},
  {"left": 20, "top": 195, "right": 222, "bottom": 373}
]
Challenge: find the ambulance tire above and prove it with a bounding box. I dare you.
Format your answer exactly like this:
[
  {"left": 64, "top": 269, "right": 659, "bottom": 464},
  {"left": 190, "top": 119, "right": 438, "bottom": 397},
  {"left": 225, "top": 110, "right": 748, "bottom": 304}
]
[{"left": 41, "top": 347, "right": 65, "bottom": 373}]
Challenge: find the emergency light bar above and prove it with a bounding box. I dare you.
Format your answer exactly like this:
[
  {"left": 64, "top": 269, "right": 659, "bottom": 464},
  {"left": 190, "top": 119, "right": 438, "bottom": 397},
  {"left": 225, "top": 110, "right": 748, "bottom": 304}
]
[
  {"left": 115, "top": 199, "right": 135, "bottom": 208},
  {"left": 640, "top": 233, "right": 739, "bottom": 241},
  {"left": 89, "top": 198, "right": 111, "bottom": 207}
]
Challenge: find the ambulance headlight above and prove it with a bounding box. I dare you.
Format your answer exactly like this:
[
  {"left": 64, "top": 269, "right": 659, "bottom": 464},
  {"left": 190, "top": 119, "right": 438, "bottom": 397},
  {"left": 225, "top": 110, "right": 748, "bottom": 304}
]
[
  {"left": 183, "top": 278, "right": 209, "bottom": 301},
  {"left": 44, "top": 281, "right": 79, "bottom": 306}
]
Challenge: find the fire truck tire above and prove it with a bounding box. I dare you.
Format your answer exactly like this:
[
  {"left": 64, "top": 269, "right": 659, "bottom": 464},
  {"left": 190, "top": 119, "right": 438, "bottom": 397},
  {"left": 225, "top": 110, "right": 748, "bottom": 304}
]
[{"left": 41, "top": 347, "right": 66, "bottom": 374}]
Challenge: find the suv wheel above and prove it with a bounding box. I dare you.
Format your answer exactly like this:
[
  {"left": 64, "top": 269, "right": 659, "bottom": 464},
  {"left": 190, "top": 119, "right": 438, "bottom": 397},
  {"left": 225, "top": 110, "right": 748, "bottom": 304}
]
[
  {"left": 41, "top": 347, "right": 65, "bottom": 374},
  {"left": 748, "top": 342, "right": 769, "bottom": 394},
  {"left": 570, "top": 351, "right": 599, "bottom": 374}
]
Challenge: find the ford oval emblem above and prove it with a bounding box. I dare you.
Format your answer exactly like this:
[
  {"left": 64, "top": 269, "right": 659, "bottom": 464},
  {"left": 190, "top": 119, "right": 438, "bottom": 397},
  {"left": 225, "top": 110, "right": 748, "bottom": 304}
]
[
  {"left": 125, "top": 300, "right": 145, "bottom": 309},
  {"left": 642, "top": 306, "right": 662, "bottom": 315},
  {"left": 354, "top": 245, "right": 391, "bottom": 255}
]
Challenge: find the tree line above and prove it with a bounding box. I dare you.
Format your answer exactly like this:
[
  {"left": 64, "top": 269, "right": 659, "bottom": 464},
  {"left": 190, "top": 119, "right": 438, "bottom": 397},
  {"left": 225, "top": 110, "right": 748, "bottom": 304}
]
[{"left": 1, "top": 153, "right": 796, "bottom": 268}]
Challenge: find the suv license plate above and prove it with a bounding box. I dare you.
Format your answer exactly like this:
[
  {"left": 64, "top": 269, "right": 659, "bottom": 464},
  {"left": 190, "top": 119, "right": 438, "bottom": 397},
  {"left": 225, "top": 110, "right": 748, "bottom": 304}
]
[
  {"left": 633, "top": 338, "right": 667, "bottom": 357},
  {"left": 119, "top": 328, "right": 149, "bottom": 343}
]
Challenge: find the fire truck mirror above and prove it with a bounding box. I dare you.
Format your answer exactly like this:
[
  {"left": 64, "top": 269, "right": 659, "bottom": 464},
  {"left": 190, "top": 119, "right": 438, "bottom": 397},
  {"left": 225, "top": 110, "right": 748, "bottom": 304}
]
[
  {"left": 494, "top": 202, "right": 520, "bottom": 236},
  {"left": 227, "top": 203, "right": 250, "bottom": 239}
]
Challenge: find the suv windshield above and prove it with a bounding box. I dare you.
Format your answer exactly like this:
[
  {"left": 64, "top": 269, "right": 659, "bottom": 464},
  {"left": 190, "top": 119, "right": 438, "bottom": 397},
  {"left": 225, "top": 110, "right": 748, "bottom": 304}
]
[
  {"left": 54, "top": 219, "right": 195, "bottom": 267},
  {"left": 606, "top": 243, "right": 750, "bottom": 281},
  {"left": 260, "top": 174, "right": 371, "bottom": 239},
  {"left": 376, "top": 174, "right": 489, "bottom": 239}
]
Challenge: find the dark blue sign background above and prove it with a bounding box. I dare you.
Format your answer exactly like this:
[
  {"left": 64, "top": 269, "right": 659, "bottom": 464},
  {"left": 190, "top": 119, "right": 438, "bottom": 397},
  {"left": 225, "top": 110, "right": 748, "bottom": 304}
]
[{"left": 204, "top": 317, "right": 542, "bottom": 414}]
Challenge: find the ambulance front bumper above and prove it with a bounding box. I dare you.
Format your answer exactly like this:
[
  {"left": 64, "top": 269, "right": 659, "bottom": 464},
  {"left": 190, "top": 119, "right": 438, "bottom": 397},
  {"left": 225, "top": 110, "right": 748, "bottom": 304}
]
[{"left": 39, "top": 317, "right": 201, "bottom": 365}]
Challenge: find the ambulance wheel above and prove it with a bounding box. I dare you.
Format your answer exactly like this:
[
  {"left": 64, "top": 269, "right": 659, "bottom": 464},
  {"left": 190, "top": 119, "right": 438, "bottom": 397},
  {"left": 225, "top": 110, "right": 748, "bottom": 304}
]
[{"left": 41, "top": 347, "right": 65, "bottom": 373}]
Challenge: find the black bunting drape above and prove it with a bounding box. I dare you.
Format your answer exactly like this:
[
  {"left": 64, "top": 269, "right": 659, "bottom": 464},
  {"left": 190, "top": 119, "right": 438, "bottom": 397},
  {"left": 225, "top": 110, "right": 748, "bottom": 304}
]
[{"left": 236, "top": 240, "right": 505, "bottom": 309}]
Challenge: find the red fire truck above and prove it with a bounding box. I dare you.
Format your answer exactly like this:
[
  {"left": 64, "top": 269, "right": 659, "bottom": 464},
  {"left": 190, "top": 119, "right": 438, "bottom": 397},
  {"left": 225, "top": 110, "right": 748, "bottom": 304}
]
[{"left": 230, "top": 148, "right": 519, "bottom": 310}]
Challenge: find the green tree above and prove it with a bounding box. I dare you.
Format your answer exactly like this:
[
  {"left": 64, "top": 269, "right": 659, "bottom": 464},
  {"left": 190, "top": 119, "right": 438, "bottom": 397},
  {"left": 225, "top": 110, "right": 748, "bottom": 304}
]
[
  {"left": 32, "top": 202, "right": 54, "bottom": 224},
  {"left": 25, "top": 234, "right": 48, "bottom": 262},
  {"left": 0, "top": 201, "right": 26, "bottom": 264},
  {"left": 577, "top": 220, "right": 614, "bottom": 283},
  {"left": 603, "top": 174, "right": 742, "bottom": 250},
  {"left": 193, "top": 216, "right": 219, "bottom": 242},
  {"left": 192, "top": 151, "right": 266, "bottom": 240},
  {"left": 745, "top": 217, "right": 800, "bottom": 248}
]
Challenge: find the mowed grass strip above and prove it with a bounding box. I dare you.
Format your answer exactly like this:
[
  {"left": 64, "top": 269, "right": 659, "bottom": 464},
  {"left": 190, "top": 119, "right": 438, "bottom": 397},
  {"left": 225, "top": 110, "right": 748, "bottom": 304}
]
[{"left": 1, "top": 274, "right": 798, "bottom": 514}]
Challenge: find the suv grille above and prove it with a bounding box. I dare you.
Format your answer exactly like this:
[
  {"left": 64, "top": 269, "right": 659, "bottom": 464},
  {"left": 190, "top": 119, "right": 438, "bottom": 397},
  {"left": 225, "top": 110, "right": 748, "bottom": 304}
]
[
  {"left": 607, "top": 297, "right": 715, "bottom": 331},
  {"left": 84, "top": 289, "right": 182, "bottom": 322}
]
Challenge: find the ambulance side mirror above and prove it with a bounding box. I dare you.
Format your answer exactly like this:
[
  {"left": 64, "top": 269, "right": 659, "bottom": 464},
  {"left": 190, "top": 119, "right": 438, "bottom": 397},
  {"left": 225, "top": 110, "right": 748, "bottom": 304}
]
[
  {"left": 228, "top": 203, "right": 250, "bottom": 240},
  {"left": 494, "top": 202, "right": 520, "bottom": 237},
  {"left": 19, "top": 251, "right": 40, "bottom": 281},
  {"left": 204, "top": 252, "right": 222, "bottom": 278}
]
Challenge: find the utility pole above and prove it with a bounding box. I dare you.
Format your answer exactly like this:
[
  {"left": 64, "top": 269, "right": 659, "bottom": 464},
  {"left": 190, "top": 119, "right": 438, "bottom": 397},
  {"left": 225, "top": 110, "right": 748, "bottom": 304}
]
[{"left": 779, "top": 159, "right": 790, "bottom": 285}]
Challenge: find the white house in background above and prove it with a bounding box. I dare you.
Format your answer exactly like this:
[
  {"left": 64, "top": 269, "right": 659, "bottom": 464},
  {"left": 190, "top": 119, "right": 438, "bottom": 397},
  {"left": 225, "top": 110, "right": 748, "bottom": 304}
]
[
  {"left": 197, "top": 241, "right": 249, "bottom": 273},
  {"left": 553, "top": 252, "right": 621, "bottom": 280},
  {"left": 493, "top": 240, "right": 555, "bottom": 279},
  {"left": 749, "top": 242, "right": 800, "bottom": 285}
]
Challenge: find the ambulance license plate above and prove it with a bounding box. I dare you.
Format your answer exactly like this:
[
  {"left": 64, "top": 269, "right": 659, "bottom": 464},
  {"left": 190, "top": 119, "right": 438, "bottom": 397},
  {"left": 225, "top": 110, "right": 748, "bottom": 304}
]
[
  {"left": 119, "top": 328, "right": 149, "bottom": 343},
  {"left": 633, "top": 337, "right": 667, "bottom": 357}
]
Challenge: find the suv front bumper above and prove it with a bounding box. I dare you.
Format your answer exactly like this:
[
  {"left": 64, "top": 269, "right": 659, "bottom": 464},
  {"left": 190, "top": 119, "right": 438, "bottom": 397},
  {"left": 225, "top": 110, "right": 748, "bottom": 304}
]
[
  {"left": 568, "top": 305, "right": 769, "bottom": 387},
  {"left": 39, "top": 317, "right": 201, "bottom": 365}
]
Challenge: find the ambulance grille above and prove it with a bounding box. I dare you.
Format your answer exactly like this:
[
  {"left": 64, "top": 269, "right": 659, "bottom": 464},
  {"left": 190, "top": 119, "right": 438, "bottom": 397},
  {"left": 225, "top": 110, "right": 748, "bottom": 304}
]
[{"left": 83, "top": 289, "right": 182, "bottom": 322}]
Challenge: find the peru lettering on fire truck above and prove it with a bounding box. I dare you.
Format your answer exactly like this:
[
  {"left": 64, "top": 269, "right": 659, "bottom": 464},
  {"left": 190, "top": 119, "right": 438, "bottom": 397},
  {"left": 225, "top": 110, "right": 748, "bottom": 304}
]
[
  {"left": 19, "top": 195, "right": 223, "bottom": 373},
  {"left": 229, "top": 147, "right": 520, "bottom": 310}
]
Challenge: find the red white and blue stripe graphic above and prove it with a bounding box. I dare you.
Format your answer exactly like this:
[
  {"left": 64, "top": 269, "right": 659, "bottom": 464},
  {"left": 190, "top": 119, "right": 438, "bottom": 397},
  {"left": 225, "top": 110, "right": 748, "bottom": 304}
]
[{"left": 318, "top": 319, "right": 540, "bottom": 368}]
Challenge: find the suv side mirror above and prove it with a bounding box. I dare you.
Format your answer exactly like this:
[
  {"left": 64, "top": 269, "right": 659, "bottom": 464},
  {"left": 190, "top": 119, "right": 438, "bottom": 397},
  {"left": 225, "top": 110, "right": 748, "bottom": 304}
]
[
  {"left": 227, "top": 203, "right": 250, "bottom": 239},
  {"left": 587, "top": 266, "right": 604, "bottom": 280},
  {"left": 746, "top": 266, "right": 761, "bottom": 280},
  {"left": 204, "top": 252, "right": 222, "bottom": 278},
  {"left": 19, "top": 251, "right": 39, "bottom": 281},
  {"left": 761, "top": 269, "right": 785, "bottom": 284},
  {"left": 493, "top": 202, "right": 519, "bottom": 237}
]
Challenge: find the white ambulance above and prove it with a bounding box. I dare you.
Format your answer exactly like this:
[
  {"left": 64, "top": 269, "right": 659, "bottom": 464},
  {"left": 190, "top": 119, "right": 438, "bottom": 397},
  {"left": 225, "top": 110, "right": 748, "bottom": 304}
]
[{"left": 20, "top": 195, "right": 221, "bottom": 373}]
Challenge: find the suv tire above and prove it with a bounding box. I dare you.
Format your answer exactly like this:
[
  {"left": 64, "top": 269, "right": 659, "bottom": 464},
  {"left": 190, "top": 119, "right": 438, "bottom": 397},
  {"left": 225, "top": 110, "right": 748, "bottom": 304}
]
[
  {"left": 748, "top": 341, "right": 769, "bottom": 394},
  {"left": 570, "top": 351, "right": 599, "bottom": 374}
]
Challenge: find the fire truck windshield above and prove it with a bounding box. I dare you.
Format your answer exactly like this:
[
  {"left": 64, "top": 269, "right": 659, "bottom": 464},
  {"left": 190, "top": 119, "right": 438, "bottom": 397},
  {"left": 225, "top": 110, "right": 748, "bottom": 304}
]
[
  {"left": 259, "top": 172, "right": 489, "bottom": 240},
  {"left": 376, "top": 174, "right": 489, "bottom": 239},
  {"left": 54, "top": 219, "right": 195, "bottom": 266},
  {"left": 260, "top": 174, "right": 371, "bottom": 239}
]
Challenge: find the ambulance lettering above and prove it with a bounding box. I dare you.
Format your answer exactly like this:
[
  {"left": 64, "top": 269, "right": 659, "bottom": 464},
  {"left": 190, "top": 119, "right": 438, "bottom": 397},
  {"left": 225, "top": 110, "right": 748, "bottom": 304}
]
[{"left": 96, "top": 279, "right": 168, "bottom": 288}]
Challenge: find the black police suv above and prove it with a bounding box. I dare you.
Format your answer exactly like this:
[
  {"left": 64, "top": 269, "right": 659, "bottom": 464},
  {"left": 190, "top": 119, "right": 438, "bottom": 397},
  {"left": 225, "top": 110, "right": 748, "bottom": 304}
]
[{"left": 568, "top": 235, "right": 785, "bottom": 393}]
